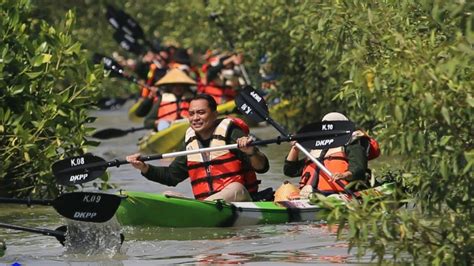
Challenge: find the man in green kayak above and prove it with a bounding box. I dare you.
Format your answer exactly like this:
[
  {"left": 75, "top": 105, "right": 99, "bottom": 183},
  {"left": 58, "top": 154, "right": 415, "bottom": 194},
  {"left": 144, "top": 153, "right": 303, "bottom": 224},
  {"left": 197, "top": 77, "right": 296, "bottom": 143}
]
[{"left": 127, "top": 94, "right": 269, "bottom": 202}]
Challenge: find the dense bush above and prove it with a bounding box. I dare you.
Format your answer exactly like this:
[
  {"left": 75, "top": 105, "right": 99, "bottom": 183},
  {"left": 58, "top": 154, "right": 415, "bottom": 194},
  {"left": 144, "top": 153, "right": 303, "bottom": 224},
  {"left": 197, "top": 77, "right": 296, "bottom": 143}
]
[
  {"left": 0, "top": 0, "right": 104, "bottom": 198},
  {"left": 207, "top": 0, "right": 473, "bottom": 264},
  {"left": 2, "top": 0, "right": 472, "bottom": 263}
]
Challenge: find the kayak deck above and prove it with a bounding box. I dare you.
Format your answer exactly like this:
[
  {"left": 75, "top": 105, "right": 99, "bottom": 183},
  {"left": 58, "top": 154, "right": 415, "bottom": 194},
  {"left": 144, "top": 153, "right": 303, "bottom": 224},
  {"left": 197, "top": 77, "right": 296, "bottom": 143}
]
[{"left": 116, "top": 192, "right": 328, "bottom": 227}]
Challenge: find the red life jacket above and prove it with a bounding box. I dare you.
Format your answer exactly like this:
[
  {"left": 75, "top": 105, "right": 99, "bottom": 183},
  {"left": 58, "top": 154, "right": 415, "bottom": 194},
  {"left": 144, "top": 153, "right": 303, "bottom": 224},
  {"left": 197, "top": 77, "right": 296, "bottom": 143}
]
[
  {"left": 198, "top": 83, "right": 237, "bottom": 104},
  {"left": 185, "top": 118, "right": 259, "bottom": 200},
  {"left": 199, "top": 58, "right": 236, "bottom": 104},
  {"left": 299, "top": 130, "right": 380, "bottom": 193},
  {"left": 352, "top": 130, "right": 380, "bottom": 160},
  {"left": 156, "top": 93, "right": 190, "bottom": 121}
]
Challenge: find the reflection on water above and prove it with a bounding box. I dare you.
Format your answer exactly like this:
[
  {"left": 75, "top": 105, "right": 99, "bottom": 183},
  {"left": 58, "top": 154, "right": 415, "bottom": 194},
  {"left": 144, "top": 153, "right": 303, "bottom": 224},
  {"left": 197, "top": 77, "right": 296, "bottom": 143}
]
[
  {"left": 122, "top": 223, "right": 359, "bottom": 265},
  {"left": 193, "top": 251, "right": 350, "bottom": 264}
]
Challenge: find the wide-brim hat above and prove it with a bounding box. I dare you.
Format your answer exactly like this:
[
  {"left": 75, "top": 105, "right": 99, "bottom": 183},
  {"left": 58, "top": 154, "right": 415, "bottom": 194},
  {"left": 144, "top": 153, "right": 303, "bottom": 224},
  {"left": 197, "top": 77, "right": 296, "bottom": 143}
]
[{"left": 155, "top": 68, "right": 197, "bottom": 86}]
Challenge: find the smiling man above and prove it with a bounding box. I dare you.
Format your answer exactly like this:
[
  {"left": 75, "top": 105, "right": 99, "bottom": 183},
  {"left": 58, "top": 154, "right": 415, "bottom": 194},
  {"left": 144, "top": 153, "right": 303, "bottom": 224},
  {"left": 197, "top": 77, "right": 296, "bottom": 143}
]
[{"left": 127, "top": 94, "right": 269, "bottom": 202}]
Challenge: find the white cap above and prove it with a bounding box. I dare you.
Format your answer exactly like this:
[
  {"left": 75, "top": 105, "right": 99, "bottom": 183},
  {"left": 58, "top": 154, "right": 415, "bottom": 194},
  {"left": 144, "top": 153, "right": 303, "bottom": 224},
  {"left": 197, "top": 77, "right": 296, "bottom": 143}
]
[{"left": 322, "top": 112, "right": 348, "bottom": 121}]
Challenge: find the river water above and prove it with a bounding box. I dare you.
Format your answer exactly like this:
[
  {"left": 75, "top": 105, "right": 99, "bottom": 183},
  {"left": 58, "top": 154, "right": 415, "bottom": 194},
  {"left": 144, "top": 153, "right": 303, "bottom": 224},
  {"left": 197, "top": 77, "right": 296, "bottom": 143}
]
[{"left": 0, "top": 101, "right": 376, "bottom": 265}]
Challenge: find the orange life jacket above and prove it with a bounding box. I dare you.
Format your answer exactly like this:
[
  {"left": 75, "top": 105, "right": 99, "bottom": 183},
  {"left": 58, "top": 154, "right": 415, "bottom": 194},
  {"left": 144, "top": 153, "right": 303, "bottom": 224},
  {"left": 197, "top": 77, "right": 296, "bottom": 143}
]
[
  {"left": 140, "top": 63, "right": 157, "bottom": 98},
  {"left": 156, "top": 93, "right": 190, "bottom": 121},
  {"left": 299, "top": 147, "right": 350, "bottom": 193},
  {"left": 299, "top": 130, "right": 380, "bottom": 193},
  {"left": 185, "top": 118, "right": 259, "bottom": 200}
]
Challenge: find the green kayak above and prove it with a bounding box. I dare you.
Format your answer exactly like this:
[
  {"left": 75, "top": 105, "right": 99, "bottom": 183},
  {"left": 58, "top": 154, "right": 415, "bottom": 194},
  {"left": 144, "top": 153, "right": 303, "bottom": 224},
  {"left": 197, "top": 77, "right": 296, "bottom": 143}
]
[
  {"left": 137, "top": 100, "right": 237, "bottom": 154},
  {"left": 116, "top": 183, "right": 394, "bottom": 227}
]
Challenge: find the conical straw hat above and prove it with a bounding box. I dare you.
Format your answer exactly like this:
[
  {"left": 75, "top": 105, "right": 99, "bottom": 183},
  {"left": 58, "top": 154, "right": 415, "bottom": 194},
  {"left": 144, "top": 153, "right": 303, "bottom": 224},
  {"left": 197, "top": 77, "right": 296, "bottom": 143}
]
[{"left": 155, "top": 68, "right": 197, "bottom": 86}]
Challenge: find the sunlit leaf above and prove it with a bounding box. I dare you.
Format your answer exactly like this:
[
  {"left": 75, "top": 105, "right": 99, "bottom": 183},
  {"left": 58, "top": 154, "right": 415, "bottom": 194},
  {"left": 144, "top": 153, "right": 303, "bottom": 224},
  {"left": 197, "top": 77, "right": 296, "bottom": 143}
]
[
  {"left": 26, "top": 71, "right": 43, "bottom": 79},
  {"left": 441, "top": 107, "right": 450, "bottom": 125}
]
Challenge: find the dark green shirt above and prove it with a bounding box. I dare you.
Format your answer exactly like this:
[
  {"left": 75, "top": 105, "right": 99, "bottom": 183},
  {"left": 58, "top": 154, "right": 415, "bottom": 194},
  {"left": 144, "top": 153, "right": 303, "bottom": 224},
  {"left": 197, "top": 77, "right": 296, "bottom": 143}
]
[
  {"left": 283, "top": 141, "right": 368, "bottom": 182},
  {"left": 142, "top": 122, "right": 270, "bottom": 186}
]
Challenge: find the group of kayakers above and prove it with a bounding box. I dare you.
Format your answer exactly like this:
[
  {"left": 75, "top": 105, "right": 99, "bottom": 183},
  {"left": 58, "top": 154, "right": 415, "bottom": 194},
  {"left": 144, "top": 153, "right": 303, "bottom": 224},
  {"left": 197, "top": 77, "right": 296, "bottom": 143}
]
[
  {"left": 118, "top": 42, "right": 379, "bottom": 203},
  {"left": 125, "top": 91, "right": 380, "bottom": 202},
  {"left": 126, "top": 46, "right": 246, "bottom": 132}
]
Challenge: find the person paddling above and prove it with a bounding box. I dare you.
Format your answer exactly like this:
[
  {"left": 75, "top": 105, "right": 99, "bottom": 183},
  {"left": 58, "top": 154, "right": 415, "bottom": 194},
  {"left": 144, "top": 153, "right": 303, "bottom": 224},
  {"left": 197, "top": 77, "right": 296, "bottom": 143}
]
[
  {"left": 133, "top": 48, "right": 169, "bottom": 117},
  {"left": 283, "top": 112, "right": 379, "bottom": 198},
  {"left": 127, "top": 94, "right": 269, "bottom": 202},
  {"left": 143, "top": 68, "right": 196, "bottom": 131},
  {"left": 199, "top": 52, "right": 244, "bottom": 104}
]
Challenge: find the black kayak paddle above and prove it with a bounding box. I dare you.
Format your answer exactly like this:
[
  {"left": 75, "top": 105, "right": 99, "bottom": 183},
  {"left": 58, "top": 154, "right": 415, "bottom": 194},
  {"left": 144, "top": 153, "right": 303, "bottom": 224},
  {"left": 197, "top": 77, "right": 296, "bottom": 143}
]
[
  {"left": 0, "top": 192, "right": 122, "bottom": 223},
  {"left": 235, "top": 86, "right": 358, "bottom": 198},
  {"left": 52, "top": 121, "right": 354, "bottom": 186}
]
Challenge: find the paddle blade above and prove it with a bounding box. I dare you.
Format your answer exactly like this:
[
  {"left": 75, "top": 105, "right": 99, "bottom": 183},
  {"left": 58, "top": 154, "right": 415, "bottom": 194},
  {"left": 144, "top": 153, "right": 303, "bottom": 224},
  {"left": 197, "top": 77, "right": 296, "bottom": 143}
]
[
  {"left": 52, "top": 155, "right": 107, "bottom": 186},
  {"left": 235, "top": 86, "right": 268, "bottom": 123},
  {"left": 113, "top": 34, "right": 144, "bottom": 55},
  {"left": 105, "top": 5, "right": 121, "bottom": 31},
  {"left": 55, "top": 225, "right": 67, "bottom": 245},
  {"left": 92, "top": 128, "right": 128, "bottom": 139},
  {"left": 296, "top": 121, "right": 356, "bottom": 150},
  {"left": 53, "top": 192, "right": 122, "bottom": 223},
  {"left": 113, "top": 30, "right": 145, "bottom": 55},
  {"left": 105, "top": 5, "right": 145, "bottom": 40},
  {"left": 93, "top": 53, "right": 125, "bottom": 78},
  {"left": 113, "top": 30, "right": 137, "bottom": 44}
]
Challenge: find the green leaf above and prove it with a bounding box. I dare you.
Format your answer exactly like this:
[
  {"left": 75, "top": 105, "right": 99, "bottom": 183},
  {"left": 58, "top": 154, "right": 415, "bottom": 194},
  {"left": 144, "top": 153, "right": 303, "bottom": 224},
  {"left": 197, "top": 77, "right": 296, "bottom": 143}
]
[
  {"left": 394, "top": 105, "right": 403, "bottom": 122},
  {"left": 441, "top": 107, "right": 450, "bottom": 125},
  {"left": 23, "top": 151, "right": 30, "bottom": 162},
  {"left": 32, "top": 54, "right": 52, "bottom": 67},
  {"left": 12, "top": 86, "right": 24, "bottom": 95},
  {"left": 35, "top": 42, "right": 48, "bottom": 54},
  {"left": 64, "top": 43, "right": 81, "bottom": 55},
  {"left": 26, "top": 72, "right": 43, "bottom": 79},
  {"left": 467, "top": 95, "right": 474, "bottom": 107},
  {"left": 425, "top": 93, "right": 434, "bottom": 105},
  {"left": 57, "top": 109, "right": 68, "bottom": 117},
  {"left": 440, "top": 160, "right": 448, "bottom": 179},
  {"left": 367, "top": 8, "right": 373, "bottom": 25},
  {"left": 440, "top": 136, "right": 452, "bottom": 146}
]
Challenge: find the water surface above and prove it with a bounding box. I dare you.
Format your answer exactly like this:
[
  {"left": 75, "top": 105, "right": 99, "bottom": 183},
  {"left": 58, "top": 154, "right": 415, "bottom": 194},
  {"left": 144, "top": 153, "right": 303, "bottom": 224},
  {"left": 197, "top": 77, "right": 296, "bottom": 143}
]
[{"left": 0, "top": 101, "right": 378, "bottom": 265}]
